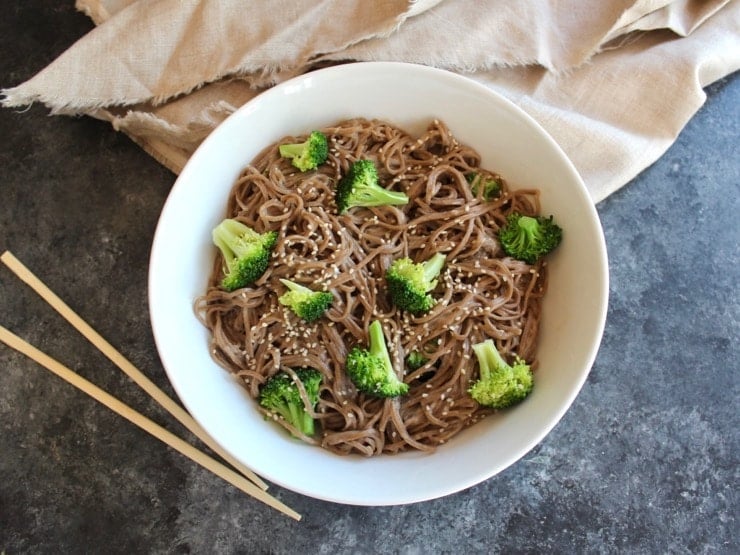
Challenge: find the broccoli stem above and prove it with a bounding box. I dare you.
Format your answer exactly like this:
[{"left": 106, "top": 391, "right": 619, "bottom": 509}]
[
  {"left": 365, "top": 188, "right": 409, "bottom": 206},
  {"left": 301, "top": 411, "right": 315, "bottom": 436},
  {"left": 290, "top": 403, "right": 303, "bottom": 428},
  {"left": 423, "top": 253, "right": 447, "bottom": 284},
  {"left": 368, "top": 320, "right": 390, "bottom": 364},
  {"left": 472, "top": 340, "right": 509, "bottom": 380},
  {"left": 519, "top": 216, "right": 539, "bottom": 234},
  {"left": 213, "top": 219, "right": 257, "bottom": 259},
  {"left": 285, "top": 400, "right": 316, "bottom": 436},
  {"left": 279, "top": 144, "right": 303, "bottom": 158},
  {"left": 279, "top": 278, "right": 312, "bottom": 295},
  {"left": 515, "top": 216, "right": 542, "bottom": 250},
  {"left": 275, "top": 401, "right": 303, "bottom": 434}
]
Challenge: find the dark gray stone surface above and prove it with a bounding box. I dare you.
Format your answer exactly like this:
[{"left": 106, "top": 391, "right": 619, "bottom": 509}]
[{"left": 1, "top": 3, "right": 737, "bottom": 554}]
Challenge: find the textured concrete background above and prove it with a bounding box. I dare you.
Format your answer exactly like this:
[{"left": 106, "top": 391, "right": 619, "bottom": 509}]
[{"left": 1, "top": 3, "right": 738, "bottom": 554}]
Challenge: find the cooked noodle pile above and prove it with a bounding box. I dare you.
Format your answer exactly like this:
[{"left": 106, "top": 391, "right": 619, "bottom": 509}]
[{"left": 196, "top": 118, "right": 547, "bottom": 456}]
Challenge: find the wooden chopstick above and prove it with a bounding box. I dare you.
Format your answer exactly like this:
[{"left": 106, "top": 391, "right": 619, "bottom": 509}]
[
  {"left": 0, "top": 325, "right": 300, "bottom": 521},
  {"left": 0, "top": 250, "right": 268, "bottom": 491}
]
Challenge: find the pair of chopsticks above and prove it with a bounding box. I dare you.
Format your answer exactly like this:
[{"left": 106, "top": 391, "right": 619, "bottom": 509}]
[{"left": 0, "top": 250, "right": 300, "bottom": 521}]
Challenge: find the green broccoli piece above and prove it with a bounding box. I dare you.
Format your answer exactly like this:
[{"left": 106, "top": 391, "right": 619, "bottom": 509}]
[
  {"left": 468, "top": 339, "right": 533, "bottom": 409},
  {"left": 258, "top": 368, "right": 322, "bottom": 436},
  {"left": 405, "top": 351, "right": 429, "bottom": 371},
  {"left": 278, "top": 130, "right": 329, "bottom": 171},
  {"left": 336, "top": 159, "right": 409, "bottom": 214},
  {"left": 406, "top": 341, "right": 443, "bottom": 381},
  {"left": 386, "top": 253, "right": 447, "bottom": 314},
  {"left": 498, "top": 212, "right": 562, "bottom": 264},
  {"left": 466, "top": 172, "right": 501, "bottom": 200},
  {"left": 346, "top": 320, "right": 409, "bottom": 398},
  {"left": 212, "top": 219, "right": 278, "bottom": 291},
  {"left": 278, "top": 279, "right": 333, "bottom": 323}
]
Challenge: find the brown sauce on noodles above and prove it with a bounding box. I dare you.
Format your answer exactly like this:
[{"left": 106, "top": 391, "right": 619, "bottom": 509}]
[{"left": 195, "top": 118, "right": 547, "bottom": 456}]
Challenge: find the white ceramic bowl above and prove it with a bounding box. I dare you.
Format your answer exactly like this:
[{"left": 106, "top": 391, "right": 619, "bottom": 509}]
[{"left": 148, "top": 62, "right": 608, "bottom": 506}]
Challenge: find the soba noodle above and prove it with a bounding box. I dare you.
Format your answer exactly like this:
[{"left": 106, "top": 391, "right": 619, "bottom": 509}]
[{"left": 196, "top": 118, "right": 548, "bottom": 456}]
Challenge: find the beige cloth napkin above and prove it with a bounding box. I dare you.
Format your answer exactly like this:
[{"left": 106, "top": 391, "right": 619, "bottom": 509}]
[{"left": 3, "top": 0, "right": 739, "bottom": 202}]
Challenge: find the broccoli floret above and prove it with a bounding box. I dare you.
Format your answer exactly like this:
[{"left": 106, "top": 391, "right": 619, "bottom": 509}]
[
  {"left": 336, "top": 159, "right": 409, "bottom": 214},
  {"left": 405, "top": 351, "right": 428, "bottom": 371},
  {"left": 212, "top": 219, "right": 278, "bottom": 291},
  {"left": 278, "top": 130, "right": 329, "bottom": 171},
  {"left": 258, "top": 368, "right": 322, "bottom": 436},
  {"left": 468, "top": 339, "right": 533, "bottom": 409},
  {"left": 386, "top": 253, "right": 447, "bottom": 314},
  {"left": 278, "top": 279, "right": 333, "bottom": 322},
  {"left": 498, "top": 212, "right": 562, "bottom": 264},
  {"left": 346, "top": 320, "right": 409, "bottom": 398},
  {"left": 406, "top": 342, "right": 443, "bottom": 381},
  {"left": 466, "top": 171, "right": 501, "bottom": 200}
]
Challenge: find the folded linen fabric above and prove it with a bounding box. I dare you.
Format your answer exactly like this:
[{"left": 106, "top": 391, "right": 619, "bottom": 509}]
[{"left": 3, "top": 0, "right": 738, "bottom": 202}]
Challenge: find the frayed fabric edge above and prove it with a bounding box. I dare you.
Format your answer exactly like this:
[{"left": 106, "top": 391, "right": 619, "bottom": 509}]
[
  {"left": 74, "top": 0, "right": 111, "bottom": 26},
  {"left": 0, "top": 86, "right": 140, "bottom": 115},
  {"left": 105, "top": 100, "right": 238, "bottom": 150},
  {"left": 2, "top": 0, "right": 439, "bottom": 113}
]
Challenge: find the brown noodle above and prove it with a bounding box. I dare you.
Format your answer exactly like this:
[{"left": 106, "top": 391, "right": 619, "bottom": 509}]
[{"left": 195, "top": 118, "right": 547, "bottom": 456}]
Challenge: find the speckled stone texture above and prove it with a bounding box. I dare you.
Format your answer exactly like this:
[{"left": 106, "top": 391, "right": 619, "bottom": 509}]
[{"left": 1, "top": 3, "right": 737, "bottom": 554}]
